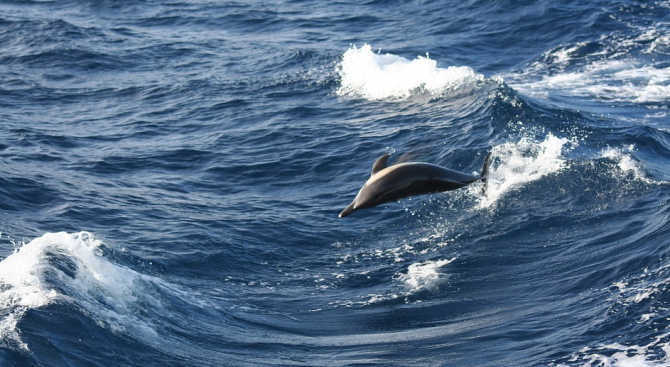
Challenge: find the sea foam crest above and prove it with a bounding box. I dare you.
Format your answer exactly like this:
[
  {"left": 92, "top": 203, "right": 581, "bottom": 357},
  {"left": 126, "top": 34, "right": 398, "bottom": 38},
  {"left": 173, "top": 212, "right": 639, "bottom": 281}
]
[
  {"left": 563, "top": 341, "right": 670, "bottom": 367},
  {"left": 0, "top": 232, "right": 163, "bottom": 350},
  {"left": 475, "top": 134, "right": 570, "bottom": 208},
  {"left": 337, "top": 44, "right": 484, "bottom": 100},
  {"left": 511, "top": 60, "right": 670, "bottom": 104},
  {"left": 507, "top": 23, "right": 670, "bottom": 105}
]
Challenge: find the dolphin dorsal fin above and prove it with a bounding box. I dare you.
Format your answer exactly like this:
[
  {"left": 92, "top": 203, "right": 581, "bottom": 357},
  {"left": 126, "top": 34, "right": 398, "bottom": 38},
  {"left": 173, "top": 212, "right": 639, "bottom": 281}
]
[{"left": 371, "top": 154, "right": 390, "bottom": 176}]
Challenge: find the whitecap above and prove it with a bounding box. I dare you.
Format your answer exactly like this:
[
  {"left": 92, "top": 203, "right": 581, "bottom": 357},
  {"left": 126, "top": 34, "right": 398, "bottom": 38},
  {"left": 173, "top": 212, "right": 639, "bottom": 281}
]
[
  {"left": 511, "top": 59, "right": 670, "bottom": 104},
  {"left": 0, "top": 232, "right": 165, "bottom": 350},
  {"left": 337, "top": 44, "right": 484, "bottom": 100},
  {"left": 507, "top": 20, "right": 670, "bottom": 105}
]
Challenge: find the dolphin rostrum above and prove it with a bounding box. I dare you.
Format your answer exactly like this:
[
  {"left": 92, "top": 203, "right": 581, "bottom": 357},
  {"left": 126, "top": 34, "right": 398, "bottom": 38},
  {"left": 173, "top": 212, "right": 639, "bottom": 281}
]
[{"left": 339, "top": 152, "right": 492, "bottom": 218}]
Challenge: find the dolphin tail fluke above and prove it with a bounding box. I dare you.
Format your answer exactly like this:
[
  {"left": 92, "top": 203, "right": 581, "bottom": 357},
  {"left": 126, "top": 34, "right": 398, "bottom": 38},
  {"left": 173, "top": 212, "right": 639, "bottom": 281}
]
[{"left": 481, "top": 152, "right": 492, "bottom": 195}]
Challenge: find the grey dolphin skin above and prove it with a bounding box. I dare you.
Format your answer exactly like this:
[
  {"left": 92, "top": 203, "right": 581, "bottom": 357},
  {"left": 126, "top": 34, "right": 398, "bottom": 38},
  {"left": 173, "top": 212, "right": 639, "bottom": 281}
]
[{"left": 339, "top": 152, "right": 492, "bottom": 218}]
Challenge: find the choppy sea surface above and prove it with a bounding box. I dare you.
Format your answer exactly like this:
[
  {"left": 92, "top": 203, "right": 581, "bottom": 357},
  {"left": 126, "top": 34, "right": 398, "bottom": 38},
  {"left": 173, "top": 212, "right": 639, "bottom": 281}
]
[{"left": 2, "top": 1, "right": 670, "bottom": 366}]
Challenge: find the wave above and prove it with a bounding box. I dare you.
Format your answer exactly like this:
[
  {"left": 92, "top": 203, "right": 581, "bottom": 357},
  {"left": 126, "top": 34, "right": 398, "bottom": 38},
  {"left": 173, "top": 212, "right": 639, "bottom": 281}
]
[
  {"left": 505, "top": 6, "right": 670, "bottom": 107},
  {"left": 510, "top": 59, "right": 670, "bottom": 104},
  {"left": 476, "top": 132, "right": 664, "bottom": 210},
  {"left": 0, "top": 232, "right": 168, "bottom": 351},
  {"left": 336, "top": 44, "right": 485, "bottom": 100},
  {"left": 560, "top": 262, "right": 670, "bottom": 367}
]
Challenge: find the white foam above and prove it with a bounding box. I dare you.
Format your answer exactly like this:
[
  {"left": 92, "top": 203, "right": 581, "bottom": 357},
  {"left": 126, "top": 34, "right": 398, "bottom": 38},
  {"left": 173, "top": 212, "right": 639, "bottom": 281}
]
[
  {"left": 636, "top": 27, "right": 670, "bottom": 55},
  {"left": 564, "top": 340, "right": 670, "bottom": 367},
  {"left": 602, "top": 145, "right": 642, "bottom": 174},
  {"left": 337, "top": 44, "right": 484, "bottom": 100},
  {"left": 475, "top": 134, "right": 570, "bottom": 208},
  {"left": 396, "top": 258, "right": 456, "bottom": 293},
  {"left": 508, "top": 18, "right": 670, "bottom": 107},
  {"left": 511, "top": 58, "right": 670, "bottom": 104},
  {"left": 0, "top": 232, "right": 164, "bottom": 350}
]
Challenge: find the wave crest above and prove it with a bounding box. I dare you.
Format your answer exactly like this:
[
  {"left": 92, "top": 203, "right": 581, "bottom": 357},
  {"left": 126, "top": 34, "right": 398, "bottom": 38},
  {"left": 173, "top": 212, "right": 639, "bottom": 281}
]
[
  {"left": 337, "top": 44, "right": 484, "bottom": 100},
  {"left": 0, "top": 232, "right": 163, "bottom": 350}
]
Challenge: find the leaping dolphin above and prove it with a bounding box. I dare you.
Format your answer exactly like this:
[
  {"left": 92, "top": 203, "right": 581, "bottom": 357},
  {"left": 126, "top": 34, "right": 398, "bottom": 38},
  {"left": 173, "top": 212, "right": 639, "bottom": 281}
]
[{"left": 339, "top": 152, "right": 492, "bottom": 218}]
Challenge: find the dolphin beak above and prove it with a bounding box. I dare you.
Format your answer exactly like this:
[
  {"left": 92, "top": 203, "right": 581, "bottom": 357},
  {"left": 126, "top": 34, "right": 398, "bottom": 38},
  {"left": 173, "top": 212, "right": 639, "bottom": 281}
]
[{"left": 339, "top": 201, "right": 357, "bottom": 218}]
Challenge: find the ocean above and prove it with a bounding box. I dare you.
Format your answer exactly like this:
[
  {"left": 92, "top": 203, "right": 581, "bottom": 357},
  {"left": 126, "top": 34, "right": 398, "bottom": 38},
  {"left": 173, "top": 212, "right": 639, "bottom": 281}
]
[{"left": 1, "top": 0, "right": 670, "bottom": 366}]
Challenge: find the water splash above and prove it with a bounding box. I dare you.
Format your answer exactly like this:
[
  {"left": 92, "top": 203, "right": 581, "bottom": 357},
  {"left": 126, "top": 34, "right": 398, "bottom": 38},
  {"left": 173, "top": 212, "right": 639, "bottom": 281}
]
[
  {"left": 475, "top": 134, "right": 571, "bottom": 209},
  {"left": 601, "top": 145, "right": 657, "bottom": 185},
  {"left": 396, "top": 258, "right": 456, "bottom": 293}
]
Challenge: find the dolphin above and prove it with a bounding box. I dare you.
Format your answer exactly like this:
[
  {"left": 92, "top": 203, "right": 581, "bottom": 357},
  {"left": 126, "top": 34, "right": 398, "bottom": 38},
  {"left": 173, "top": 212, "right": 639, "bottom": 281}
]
[{"left": 339, "top": 152, "right": 492, "bottom": 218}]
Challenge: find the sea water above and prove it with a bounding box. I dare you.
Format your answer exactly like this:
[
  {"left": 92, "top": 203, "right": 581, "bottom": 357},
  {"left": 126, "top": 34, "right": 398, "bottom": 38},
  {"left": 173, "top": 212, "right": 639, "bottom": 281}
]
[{"left": 2, "top": 1, "right": 670, "bottom": 366}]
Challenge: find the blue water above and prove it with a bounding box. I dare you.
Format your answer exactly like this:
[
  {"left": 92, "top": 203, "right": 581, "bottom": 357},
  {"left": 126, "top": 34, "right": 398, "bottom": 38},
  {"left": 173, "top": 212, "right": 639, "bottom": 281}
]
[{"left": 2, "top": 1, "right": 670, "bottom": 366}]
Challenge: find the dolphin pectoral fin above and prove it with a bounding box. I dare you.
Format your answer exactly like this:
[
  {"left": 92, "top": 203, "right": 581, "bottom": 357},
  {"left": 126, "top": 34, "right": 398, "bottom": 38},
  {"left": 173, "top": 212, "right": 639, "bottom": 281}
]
[
  {"left": 480, "top": 152, "right": 492, "bottom": 195},
  {"left": 371, "top": 154, "right": 390, "bottom": 176},
  {"left": 339, "top": 201, "right": 357, "bottom": 218}
]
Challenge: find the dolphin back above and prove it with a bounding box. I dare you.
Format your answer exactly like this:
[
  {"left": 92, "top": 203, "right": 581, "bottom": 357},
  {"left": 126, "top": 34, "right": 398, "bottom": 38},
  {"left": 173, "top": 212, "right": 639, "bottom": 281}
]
[
  {"left": 338, "top": 152, "right": 493, "bottom": 218},
  {"left": 366, "top": 163, "right": 479, "bottom": 205}
]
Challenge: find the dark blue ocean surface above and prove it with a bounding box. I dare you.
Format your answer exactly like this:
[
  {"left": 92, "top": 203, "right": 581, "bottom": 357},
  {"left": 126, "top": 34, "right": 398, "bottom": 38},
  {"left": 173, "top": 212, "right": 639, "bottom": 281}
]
[{"left": 2, "top": 0, "right": 670, "bottom": 366}]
